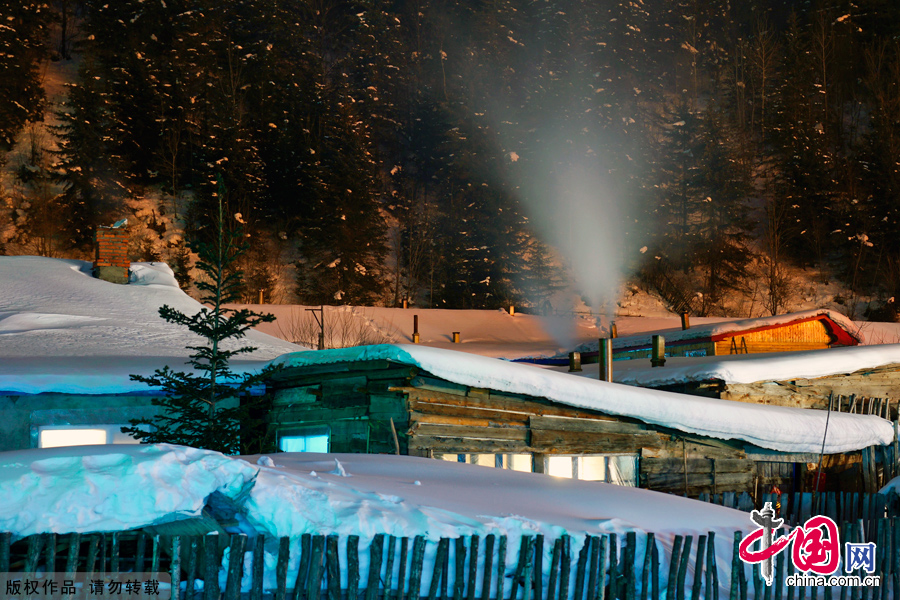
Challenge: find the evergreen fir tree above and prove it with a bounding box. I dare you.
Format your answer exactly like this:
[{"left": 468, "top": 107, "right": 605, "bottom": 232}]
[{"left": 123, "top": 184, "right": 279, "bottom": 455}]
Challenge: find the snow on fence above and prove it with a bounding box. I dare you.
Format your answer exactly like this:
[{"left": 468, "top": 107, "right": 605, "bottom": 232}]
[{"left": 1, "top": 515, "right": 899, "bottom": 600}]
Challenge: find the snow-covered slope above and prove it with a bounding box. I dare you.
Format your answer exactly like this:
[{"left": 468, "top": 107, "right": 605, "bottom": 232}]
[
  {"left": 275, "top": 345, "right": 894, "bottom": 454},
  {"left": 0, "top": 256, "right": 305, "bottom": 394}
]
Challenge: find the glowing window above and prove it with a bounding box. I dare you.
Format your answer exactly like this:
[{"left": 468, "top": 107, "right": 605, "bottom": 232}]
[
  {"left": 278, "top": 427, "right": 330, "bottom": 452},
  {"left": 37, "top": 425, "right": 144, "bottom": 448}
]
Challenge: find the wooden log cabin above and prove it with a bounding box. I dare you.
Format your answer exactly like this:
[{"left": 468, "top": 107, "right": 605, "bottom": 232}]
[
  {"left": 560, "top": 309, "right": 861, "bottom": 363},
  {"left": 266, "top": 345, "right": 896, "bottom": 499}
]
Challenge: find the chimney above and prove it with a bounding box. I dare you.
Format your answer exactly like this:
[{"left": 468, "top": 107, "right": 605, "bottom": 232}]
[
  {"left": 93, "top": 226, "right": 130, "bottom": 284},
  {"left": 681, "top": 311, "right": 691, "bottom": 330},
  {"left": 651, "top": 335, "right": 666, "bottom": 367},
  {"left": 568, "top": 351, "right": 582, "bottom": 372},
  {"left": 599, "top": 338, "right": 613, "bottom": 382}
]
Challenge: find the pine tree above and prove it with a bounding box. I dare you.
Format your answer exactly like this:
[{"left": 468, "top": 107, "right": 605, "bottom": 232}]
[{"left": 123, "top": 184, "right": 279, "bottom": 455}]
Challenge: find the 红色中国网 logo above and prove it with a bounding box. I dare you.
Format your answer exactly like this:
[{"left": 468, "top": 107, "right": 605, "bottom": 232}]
[{"left": 738, "top": 502, "right": 881, "bottom": 588}]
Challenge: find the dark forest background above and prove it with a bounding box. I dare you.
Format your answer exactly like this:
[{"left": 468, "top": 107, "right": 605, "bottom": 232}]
[{"left": 4, "top": 0, "right": 900, "bottom": 317}]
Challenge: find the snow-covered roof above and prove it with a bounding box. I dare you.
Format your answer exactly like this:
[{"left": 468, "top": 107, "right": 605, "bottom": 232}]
[
  {"left": 275, "top": 344, "right": 894, "bottom": 454},
  {"left": 585, "top": 343, "right": 900, "bottom": 387},
  {"left": 0, "top": 444, "right": 756, "bottom": 595},
  {"left": 0, "top": 256, "right": 304, "bottom": 394},
  {"left": 572, "top": 309, "right": 861, "bottom": 354}
]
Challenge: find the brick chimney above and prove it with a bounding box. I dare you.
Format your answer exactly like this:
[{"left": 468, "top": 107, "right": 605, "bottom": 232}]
[{"left": 94, "top": 226, "right": 130, "bottom": 284}]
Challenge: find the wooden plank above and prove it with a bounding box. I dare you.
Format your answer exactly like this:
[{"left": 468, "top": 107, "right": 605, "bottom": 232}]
[
  {"left": 186, "top": 537, "right": 199, "bottom": 600},
  {"left": 608, "top": 534, "right": 618, "bottom": 600},
  {"left": 25, "top": 535, "right": 43, "bottom": 574},
  {"left": 411, "top": 412, "right": 526, "bottom": 429},
  {"left": 574, "top": 539, "right": 589, "bottom": 600},
  {"left": 531, "top": 430, "right": 658, "bottom": 453},
  {"left": 690, "top": 535, "right": 706, "bottom": 600},
  {"left": 547, "top": 538, "right": 562, "bottom": 600},
  {"left": 411, "top": 423, "right": 528, "bottom": 441},
  {"left": 625, "top": 532, "right": 636, "bottom": 600},
  {"left": 134, "top": 533, "right": 146, "bottom": 573},
  {"left": 272, "top": 406, "right": 369, "bottom": 424},
  {"left": 642, "top": 458, "right": 753, "bottom": 474},
  {"left": 640, "top": 534, "right": 653, "bottom": 600},
  {"left": 295, "top": 534, "right": 312, "bottom": 600},
  {"left": 586, "top": 537, "right": 599, "bottom": 600},
  {"left": 408, "top": 436, "right": 529, "bottom": 453},
  {"left": 45, "top": 532, "right": 57, "bottom": 573},
  {"left": 644, "top": 472, "right": 753, "bottom": 490},
  {"left": 411, "top": 376, "right": 470, "bottom": 396},
  {"left": 665, "top": 536, "right": 682, "bottom": 600},
  {"left": 409, "top": 401, "right": 531, "bottom": 424},
  {"left": 533, "top": 536, "right": 544, "bottom": 600},
  {"left": 496, "top": 537, "right": 507, "bottom": 600},
  {"left": 86, "top": 536, "right": 99, "bottom": 577},
  {"left": 529, "top": 415, "right": 647, "bottom": 434},
  {"left": 401, "top": 387, "right": 618, "bottom": 420}
]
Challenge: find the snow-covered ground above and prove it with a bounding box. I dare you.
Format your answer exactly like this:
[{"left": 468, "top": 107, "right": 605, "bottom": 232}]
[
  {"left": 0, "top": 444, "right": 757, "bottom": 596},
  {"left": 276, "top": 345, "right": 894, "bottom": 454},
  {"left": 0, "top": 256, "right": 304, "bottom": 394}
]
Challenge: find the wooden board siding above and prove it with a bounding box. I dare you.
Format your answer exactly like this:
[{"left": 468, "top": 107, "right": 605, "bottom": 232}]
[
  {"left": 613, "top": 341, "right": 715, "bottom": 361},
  {"left": 264, "top": 361, "right": 857, "bottom": 498},
  {"left": 714, "top": 319, "right": 832, "bottom": 355}
]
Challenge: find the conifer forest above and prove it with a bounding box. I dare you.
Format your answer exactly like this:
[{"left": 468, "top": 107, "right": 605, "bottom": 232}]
[{"left": 3, "top": 1, "right": 900, "bottom": 317}]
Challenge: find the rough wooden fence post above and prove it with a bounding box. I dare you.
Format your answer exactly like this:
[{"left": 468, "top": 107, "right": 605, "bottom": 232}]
[
  {"left": 586, "top": 537, "right": 600, "bottom": 600},
  {"left": 65, "top": 533, "right": 81, "bottom": 578},
  {"left": 454, "top": 537, "right": 467, "bottom": 600},
  {"left": 640, "top": 533, "right": 653, "bottom": 600},
  {"left": 608, "top": 534, "right": 618, "bottom": 600},
  {"left": 250, "top": 535, "right": 265, "bottom": 600},
  {"left": 170, "top": 536, "right": 182, "bottom": 600},
  {"left": 275, "top": 537, "right": 291, "bottom": 600},
  {"left": 428, "top": 538, "right": 449, "bottom": 600},
  {"left": 25, "top": 534, "right": 43, "bottom": 574},
  {"left": 547, "top": 538, "right": 562, "bottom": 600},
  {"left": 398, "top": 537, "right": 410, "bottom": 600},
  {"left": 408, "top": 536, "right": 427, "bottom": 600},
  {"left": 45, "top": 533, "right": 57, "bottom": 574},
  {"left": 624, "top": 532, "right": 636, "bottom": 600},
  {"left": 574, "top": 538, "right": 590, "bottom": 600},
  {"left": 533, "top": 536, "right": 544, "bottom": 600},
  {"left": 295, "top": 533, "right": 313, "bottom": 600},
  {"left": 596, "top": 536, "right": 608, "bottom": 600},
  {"left": 307, "top": 536, "right": 326, "bottom": 600},
  {"left": 467, "top": 536, "right": 480, "bottom": 600},
  {"left": 676, "top": 535, "right": 692, "bottom": 600},
  {"left": 223, "top": 534, "right": 247, "bottom": 600},
  {"left": 386, "top": 536, "right": 398, "bottom": 600},
  {"left": 348, "top": 535, "right": 360, "bottom": 600},
  {"left": 481, "top": 535, "right": 495, "bottom": 600},
  {"left": 690, "top": 534, "right": 706, "bottom": 600},
  {"left": 367, "top": 534, "right": 385, "bottom": 600},
  {"left": 0, "top": 532, "right": 10, "bottom": 573},
  {"left": 496, "top": 537, "right": 507, "bottom": 600},
  {"left": 666, "top": 536, "right": 683, "bottom": 600},
  {"left": 509, "top": 536, "right": 531, "bottom": 600},
  {"left": 326, "top": 535, "right": 341, "bottom": 600},
  {"left": 558, "top": 537, "right": 571, "bottom": 600}
]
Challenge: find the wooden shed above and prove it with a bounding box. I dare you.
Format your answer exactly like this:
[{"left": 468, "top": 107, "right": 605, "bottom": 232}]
[
  {"left": 266, "top": 345, "right": 894, "bottom": 498},
  {"left": 557, "top": 309, "right": 861, "bottom": 363}
]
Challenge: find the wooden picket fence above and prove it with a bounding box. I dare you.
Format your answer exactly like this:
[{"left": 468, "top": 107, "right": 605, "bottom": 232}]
[{"left": 2, "top": 519, "right": 899, "bottom": 600}]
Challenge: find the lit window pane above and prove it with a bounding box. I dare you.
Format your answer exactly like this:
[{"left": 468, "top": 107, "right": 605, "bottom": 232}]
[
  {"left": 469, "top": 454, "right": 494, "bottom": 467},
  {"left": 508, "top": 454, "right": 532, "bottom": 472},
  {"left": 608, "top": 455, "right": 638, "bottom": 486},
  {"left": 280, "top": 433, "right": 329, "bottom": 452},
  {"left": 548, "top": 456, "right": 574, "bottom": 478},
  {"left": 579, "top": 456, "right": 608, "bottom": 481},
  {"left": 40, "top": 429, "right": 107, "bottom": 448}
]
